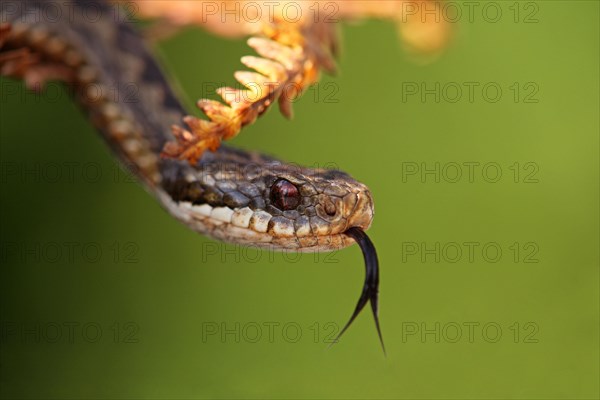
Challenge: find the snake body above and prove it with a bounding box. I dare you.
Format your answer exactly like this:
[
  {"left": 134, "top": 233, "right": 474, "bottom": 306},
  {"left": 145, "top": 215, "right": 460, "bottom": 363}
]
[{"left": 1, "top": 0, "right": 382, "bottom": 350}]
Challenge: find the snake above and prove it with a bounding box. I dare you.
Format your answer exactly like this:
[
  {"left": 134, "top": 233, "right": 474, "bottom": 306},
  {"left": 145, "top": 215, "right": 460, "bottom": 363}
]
[{"left": 1, "top": 0, "right": 384, "bottom": 352}]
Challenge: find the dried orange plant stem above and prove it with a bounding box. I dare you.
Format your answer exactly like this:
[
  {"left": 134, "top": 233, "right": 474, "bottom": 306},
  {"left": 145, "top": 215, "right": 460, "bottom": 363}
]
[{"left": 119, "top": 1, "right": 451, "bottom": 165}]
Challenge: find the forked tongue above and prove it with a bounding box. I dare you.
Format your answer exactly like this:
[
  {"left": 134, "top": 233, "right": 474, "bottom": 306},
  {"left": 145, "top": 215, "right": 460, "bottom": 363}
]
[{"left": 330, "top": 227, "right": 385, "bottom": 355}]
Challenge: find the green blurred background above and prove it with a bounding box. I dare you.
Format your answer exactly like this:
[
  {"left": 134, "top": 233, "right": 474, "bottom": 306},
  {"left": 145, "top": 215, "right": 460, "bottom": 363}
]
[{"left": 1, "top": 1, "right": 598, "bottom": 398}]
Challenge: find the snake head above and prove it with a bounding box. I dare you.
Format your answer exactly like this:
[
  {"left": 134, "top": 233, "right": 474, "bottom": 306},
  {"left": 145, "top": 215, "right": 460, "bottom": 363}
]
[{"left": 159, "top": 152, "right": 374, "bottom": 251}]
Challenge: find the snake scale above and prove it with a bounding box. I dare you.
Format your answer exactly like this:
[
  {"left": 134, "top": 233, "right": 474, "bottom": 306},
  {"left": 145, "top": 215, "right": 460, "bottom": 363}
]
[{"left": 1, "top": 0, "right": 383, "bottom": 351}]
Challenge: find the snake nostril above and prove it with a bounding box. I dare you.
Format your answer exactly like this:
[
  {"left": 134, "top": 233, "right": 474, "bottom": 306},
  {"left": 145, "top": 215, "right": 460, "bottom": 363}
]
[{"left": 324, "top": 199, "right": 336, "bottom": 216}]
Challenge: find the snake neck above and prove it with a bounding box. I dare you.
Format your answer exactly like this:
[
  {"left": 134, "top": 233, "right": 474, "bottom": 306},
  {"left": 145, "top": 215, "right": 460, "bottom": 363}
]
[{"left": 1, "top": 0, "right": 187, "bottom": 186}]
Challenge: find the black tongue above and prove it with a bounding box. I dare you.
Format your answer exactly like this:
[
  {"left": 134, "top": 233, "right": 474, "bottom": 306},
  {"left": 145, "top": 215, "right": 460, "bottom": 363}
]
[{"left": 331, "top": 227, "right": 385, "bottom": 355}]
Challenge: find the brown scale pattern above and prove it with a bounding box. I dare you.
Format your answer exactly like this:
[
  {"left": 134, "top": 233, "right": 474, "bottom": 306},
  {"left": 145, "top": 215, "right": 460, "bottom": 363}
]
[{"left": 0, "top": 20, "right": 160, "bottom": 185}]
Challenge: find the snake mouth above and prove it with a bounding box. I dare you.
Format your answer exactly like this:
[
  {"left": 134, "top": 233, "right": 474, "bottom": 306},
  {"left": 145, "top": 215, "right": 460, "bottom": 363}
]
[
  {"left": 345, "top": 189, "right": 375, "bottom": 232},
  {"left": 331, "top": 227, "right": 385, "bottom": 354}
]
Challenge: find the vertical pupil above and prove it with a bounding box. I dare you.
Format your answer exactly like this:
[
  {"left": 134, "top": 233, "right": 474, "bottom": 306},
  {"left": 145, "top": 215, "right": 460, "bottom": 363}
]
[{"left": 271, "top": 179, "right": 299, "bottom": 210}]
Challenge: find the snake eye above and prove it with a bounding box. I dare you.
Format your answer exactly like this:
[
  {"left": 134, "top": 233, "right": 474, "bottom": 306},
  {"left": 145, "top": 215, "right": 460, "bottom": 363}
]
[{"left": 270, "top": 179, "right": 300, "bottom": 211}]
